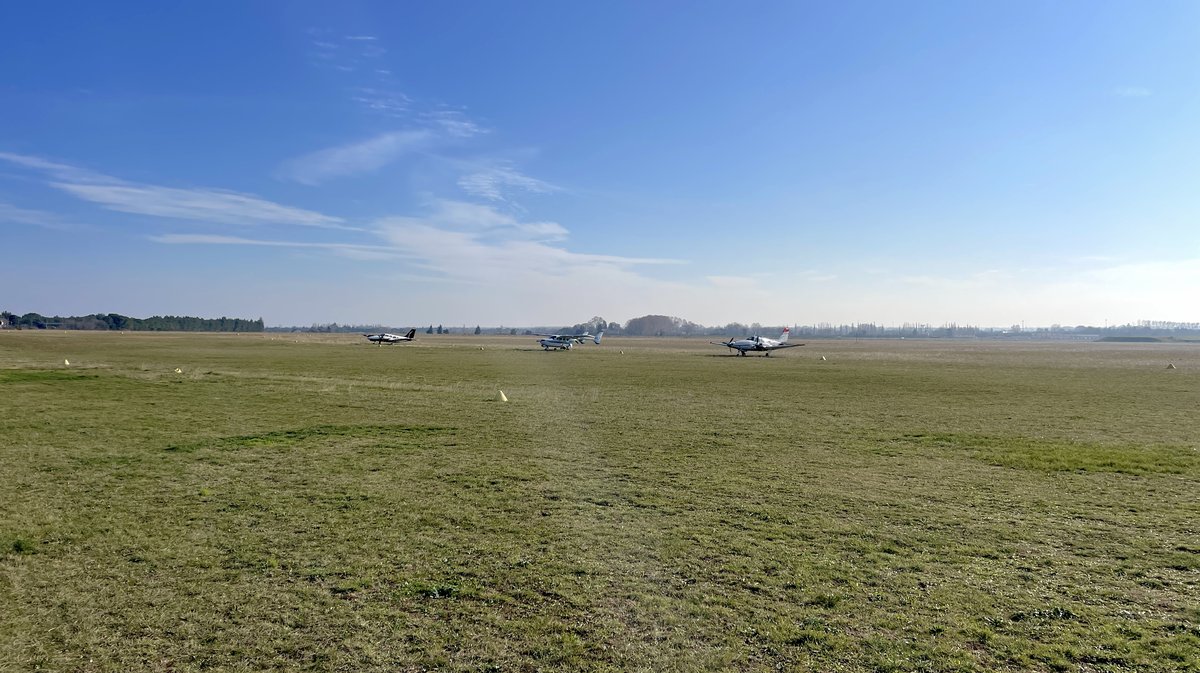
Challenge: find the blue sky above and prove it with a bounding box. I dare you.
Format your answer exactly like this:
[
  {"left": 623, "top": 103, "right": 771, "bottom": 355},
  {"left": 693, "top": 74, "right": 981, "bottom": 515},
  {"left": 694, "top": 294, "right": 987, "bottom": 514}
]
[{"left": 3, "top": 2, "right": 1198, "bottom": 327}]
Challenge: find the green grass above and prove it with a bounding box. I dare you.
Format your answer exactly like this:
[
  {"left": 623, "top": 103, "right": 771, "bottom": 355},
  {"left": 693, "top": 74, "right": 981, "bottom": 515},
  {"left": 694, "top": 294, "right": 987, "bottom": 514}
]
[{"left": 2, "top": 331, "right": 1198, "bottom": 671}]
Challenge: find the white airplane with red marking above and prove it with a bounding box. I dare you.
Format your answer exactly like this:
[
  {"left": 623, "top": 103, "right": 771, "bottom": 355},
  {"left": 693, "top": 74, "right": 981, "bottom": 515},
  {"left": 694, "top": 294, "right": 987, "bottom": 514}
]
[{"left": 711, "top": 327, "right": 803, "bottom": 356}]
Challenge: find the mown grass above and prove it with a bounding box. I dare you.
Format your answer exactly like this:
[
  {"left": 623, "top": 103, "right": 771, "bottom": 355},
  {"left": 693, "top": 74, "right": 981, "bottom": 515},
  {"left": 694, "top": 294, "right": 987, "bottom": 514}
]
[{"left": 1, "top": 331, "right": 1197, "bottom": 672}]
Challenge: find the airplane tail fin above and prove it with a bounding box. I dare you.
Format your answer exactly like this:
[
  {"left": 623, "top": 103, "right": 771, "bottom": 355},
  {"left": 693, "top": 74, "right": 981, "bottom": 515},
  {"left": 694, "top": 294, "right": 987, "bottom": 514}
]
[
  {"left": 405, "top": 328, "right": 416, "bottom": 340},
  {"left": 594, "top": 331, "right": 604, "bottom": 345},
  {"left": 779, "top": 327, "right": 790, "bottom": 343}
]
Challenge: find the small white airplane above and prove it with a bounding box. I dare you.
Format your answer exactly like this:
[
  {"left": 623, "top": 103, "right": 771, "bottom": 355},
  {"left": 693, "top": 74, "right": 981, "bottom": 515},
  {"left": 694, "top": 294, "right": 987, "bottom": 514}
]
[
  {"left": 364, "top": 328, "right": 416, "bottom": 345},
  {"left": 536, "top": 331, "right": 603, "bottom": 351},
  {"left": 711, "top": 327, "right": 804, "bottom": 356}
]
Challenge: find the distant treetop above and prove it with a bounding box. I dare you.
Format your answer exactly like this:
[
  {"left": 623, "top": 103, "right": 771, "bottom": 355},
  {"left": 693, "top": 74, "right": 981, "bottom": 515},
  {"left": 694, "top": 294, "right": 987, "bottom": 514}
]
[{"left": 2, "top": 311, "right": 263, "bottom": 332}]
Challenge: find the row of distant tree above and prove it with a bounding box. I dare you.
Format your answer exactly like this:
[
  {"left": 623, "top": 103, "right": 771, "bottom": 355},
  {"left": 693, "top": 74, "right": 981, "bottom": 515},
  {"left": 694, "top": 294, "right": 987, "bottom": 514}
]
[
  {"left": 9, "top": 309, "right": 1195, "bottom": 338},
  {"left": 786, "top": 322, "right": 1200, "bottom": 339},
  {"left": 273, "top": 316, "right": 690, "bottom": 337},
  {"left": 269, "top": 315, "right": 1200, "bottom": 339},
  {"left": 0, "top": 311, "right": 264, "bottom": 332},
  {"left": 265, "top": 315, "right": 1072, "bottom": 338}
]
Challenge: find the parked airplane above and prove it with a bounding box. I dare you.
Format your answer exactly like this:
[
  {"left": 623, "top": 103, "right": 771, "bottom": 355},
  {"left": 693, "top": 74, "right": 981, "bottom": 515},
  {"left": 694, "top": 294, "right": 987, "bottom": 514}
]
[
  {"left": 364, "top": 328, "right": 416, "bottom": 345},
  {"left": 536, "top": 331, "right": 603, "bottom": 351},
  {"left": 711, "top": 327, "right": 804, "bottom": 356}
]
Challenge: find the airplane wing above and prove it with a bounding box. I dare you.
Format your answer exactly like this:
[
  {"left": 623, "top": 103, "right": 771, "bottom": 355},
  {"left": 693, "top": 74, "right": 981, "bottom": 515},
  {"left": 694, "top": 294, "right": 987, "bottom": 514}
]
[{"left": 765, "top": 342, "right": 805, "bottom": 350}]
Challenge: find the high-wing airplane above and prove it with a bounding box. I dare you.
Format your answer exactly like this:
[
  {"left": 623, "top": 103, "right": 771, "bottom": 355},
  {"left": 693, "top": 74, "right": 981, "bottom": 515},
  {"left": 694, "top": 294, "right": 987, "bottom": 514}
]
[
  {"left": 364, "top": 328, "right": 416, "bottom": 345},
  {"left": 711, "top": 327, "right": 804, "bottom": 356},
  {"left": 536, "top": 331, "right": 603, "bottom": 351}
]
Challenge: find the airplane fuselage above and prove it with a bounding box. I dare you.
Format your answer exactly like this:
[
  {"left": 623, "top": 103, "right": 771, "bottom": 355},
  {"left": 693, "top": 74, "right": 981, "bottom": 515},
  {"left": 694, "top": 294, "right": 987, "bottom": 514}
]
[
  {"left": 536, "top": 331, "right": 602, "bottom": 351},
  {"left": 364, "top": 328, "right": 416, "bottom": 345},
  {"left": 539, "top": 338, "right": 575, "bottom": 350},
  {"left": 712, "top": 328, "right": 802, "bottom": 356}
]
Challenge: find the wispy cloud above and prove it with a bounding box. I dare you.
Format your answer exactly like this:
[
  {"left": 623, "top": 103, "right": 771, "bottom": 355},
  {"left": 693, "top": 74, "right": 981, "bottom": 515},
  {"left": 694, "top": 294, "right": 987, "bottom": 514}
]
[
  {"left": 350, "top": 87, "right": 410, "bottom": 116},
  {"left": 308, "top": 31, "right": 489, "bottom": 129},
  {"left": 276, "top": 130, "right": 433, "bottom": 185},
  {"left": 148, "top": 198, "right": 681, "bottom": 275},
  {"left": 1, "top": 152, "right": 348, "bottom": 229},
  {"left": 0, "top": 201, "right": 75, "bottom": 230},
  {"left": 362, "top": 208, "right": 721, "bottom": 326},
  {"left": 301, "top": 31, "right": 513, "bottom": 198},
  {"left": 151, "top": 233, "right": 401, "bottom": 260},
  {"left": 373, "top": 201, "right": 680, "bottom": 283},
  {"left": 458, "top": 164, "right": 559, "bottom": 201},
  {"left": 309, "top": 31, "right": 386, "bottom": 73},
  {"left": 0, "top": 151, "right": 117, "bottom": 184},
  {"left": 428, "top": 199, "right": 519, "bottom": 229},
  {"left": 422, "top": 109, "right": 488, "bottom": 139},
  {"left": 58, "top": 183, "right": 350, "bottom": 228},
  {"left": 309, "top": 31, "right": 411, "bottom": 119},
  {"left": 425, "top": 199, "right": 571, "bottom": 241}
]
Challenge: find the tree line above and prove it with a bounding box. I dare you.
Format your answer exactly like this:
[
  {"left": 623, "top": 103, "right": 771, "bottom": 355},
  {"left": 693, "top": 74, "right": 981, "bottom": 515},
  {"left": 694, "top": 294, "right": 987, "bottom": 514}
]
[
  {"left": 0, "top": 311, "right": 264, "bottom": 332},
  {"left": 38, "top": 310, "right": 1188, "bottom": 338}
]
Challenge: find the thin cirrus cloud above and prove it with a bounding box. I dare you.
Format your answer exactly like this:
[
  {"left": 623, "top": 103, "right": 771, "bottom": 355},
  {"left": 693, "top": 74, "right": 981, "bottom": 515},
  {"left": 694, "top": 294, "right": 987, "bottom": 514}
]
[
  {"left": 148, "top": 200, "right": 681, "bottom": 278},
  {"left": 0, "top": 201, "right": 75, "bottom": 230},
  {"left": 421, "top": 110, "right": 488, "bottom": 139},
  {"left": 350, "top": 87, "right": 411, "bottom": 116},
  {"left": 377, "top": 218, "right": 677, "bottom": 280},
  {"left": 307, "top": 31, "right": 491, "bottom": 133},
  {"left": 425, "top": 198, "right": 569, "bottom": 241},
  {"left": 373, "top": 200, "right": 681, "bottom": 283},
  {"left": 458, "top": 165, "right": 560, "bottom": 202},
  {"left": 309, "top": 32, "right": 412, "bottom": 119},
  {"left": 0, "top": 151, "right": 348, "bottom": 229},
  {"left": 309, "top": 31, "right": 386, "bottom": 74},
  {"left": 0, "top": 151, "right": 117, "bottom": 185},
  {"left": 54, "top": 182, "right": 350, "bottom": 229},
  {"left": 370, "top": 212, "right": 703, "bottom": 327},
  {"left": 299, "top": 32, "right": 504, "bottom": 193},
  {"left": 276, "top": 129, "right": 433, "bottom": 185},
  {"left": 151, "top": 233, "right": 403, "bottom": 260}
]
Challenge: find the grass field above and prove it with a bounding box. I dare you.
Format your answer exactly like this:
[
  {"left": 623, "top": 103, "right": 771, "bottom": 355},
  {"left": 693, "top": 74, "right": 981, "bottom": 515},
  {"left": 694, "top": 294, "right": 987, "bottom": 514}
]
[{"left": 1, "top": 331, "right": 1197, "bottom": 672}]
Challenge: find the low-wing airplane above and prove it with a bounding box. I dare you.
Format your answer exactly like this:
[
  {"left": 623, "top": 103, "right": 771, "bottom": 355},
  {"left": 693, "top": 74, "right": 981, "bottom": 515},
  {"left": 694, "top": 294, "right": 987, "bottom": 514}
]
[
  {"left": 711, "top": 327, "right": 804, "bottom": 356},
  {"left": 536, "top": 331, "right": 603, "bottom": 351},
  {"left": 364, "top": 328, "right": 416, "bottom": 345}
]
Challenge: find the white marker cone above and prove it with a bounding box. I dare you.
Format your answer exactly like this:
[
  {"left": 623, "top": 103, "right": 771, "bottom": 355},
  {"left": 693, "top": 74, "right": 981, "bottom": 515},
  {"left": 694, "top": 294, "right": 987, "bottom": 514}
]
[
  {"left": 496, "top": 390, "right": 508, "bottom": 402},
  {"left": 175, "top": 368, "right": 183, "bottom": 373},
  {"left": 64, "top": 359, "right": 70, "bottom": 365}
]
